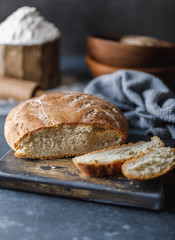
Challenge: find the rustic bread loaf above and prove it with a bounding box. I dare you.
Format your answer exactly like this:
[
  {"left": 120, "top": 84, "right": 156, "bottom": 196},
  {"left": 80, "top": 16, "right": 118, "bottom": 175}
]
[
  {"left": 4, "top": 91, "right": 129, "bottom": 159},
  {"left": 73, "top": 136, "right": 164, "bottom": 177},
  {"left": 122, "top": 147, "right": 175, "bottom": 180},
  {"left": 120, "top": 35, "right": 165, "bottom": 47}
]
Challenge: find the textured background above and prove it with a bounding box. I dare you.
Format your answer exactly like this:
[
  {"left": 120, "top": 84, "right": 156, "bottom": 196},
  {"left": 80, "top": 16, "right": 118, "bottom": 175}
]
[{"left": 0, "top": 0, "right": 175, "bottom": 56}]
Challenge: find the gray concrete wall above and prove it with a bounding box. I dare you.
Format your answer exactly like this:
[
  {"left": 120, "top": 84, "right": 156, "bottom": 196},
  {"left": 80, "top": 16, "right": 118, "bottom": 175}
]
[{"left": 0, "top": 0, "right": 174, "bottom": 55}]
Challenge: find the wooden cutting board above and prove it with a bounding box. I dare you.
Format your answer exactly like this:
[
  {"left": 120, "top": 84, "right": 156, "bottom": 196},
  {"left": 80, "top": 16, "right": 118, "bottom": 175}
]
[{"left": 0, "top": 134, "right": 170, "bottom": 210}]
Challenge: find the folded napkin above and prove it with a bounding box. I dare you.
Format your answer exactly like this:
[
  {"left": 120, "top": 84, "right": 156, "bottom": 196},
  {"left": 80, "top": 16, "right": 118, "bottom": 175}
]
[{"left": 84, "top": 70, "right": 175, "bottom": 139}]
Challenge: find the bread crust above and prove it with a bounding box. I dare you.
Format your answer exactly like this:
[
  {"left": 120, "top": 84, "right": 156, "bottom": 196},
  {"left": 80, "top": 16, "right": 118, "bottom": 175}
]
[
  {"left": 73, "top": 160, "right": 124, "bottom": 177},
  {"left": 73, "top": 136, "right": 164, "bottom": 177},
  {"left": 122, "top": 164, "right": 175, "bottom": 180},
  {"left": 14, "top": 149, "right": 86, "bottom": 160},
  {"left": 4, "top": 91, "right": 129, "bottom": 153}
]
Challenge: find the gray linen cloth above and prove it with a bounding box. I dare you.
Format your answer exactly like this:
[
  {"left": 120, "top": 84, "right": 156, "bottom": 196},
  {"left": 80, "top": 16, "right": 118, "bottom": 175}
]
[{"left": 84, "top": 70, "right": 175, "bottom": 138}]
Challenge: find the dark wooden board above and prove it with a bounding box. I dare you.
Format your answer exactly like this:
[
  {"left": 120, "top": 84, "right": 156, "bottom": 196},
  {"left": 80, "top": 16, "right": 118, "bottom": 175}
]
[
  {"left": 0, "top": 150, "right": 164, "bottom": 210},
  {"left": 0, "top": 134, "right": 173, "bottom": 210}
]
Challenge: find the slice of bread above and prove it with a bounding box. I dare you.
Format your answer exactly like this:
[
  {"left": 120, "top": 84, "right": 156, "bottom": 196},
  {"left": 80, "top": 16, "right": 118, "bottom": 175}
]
[
  {"left": 122, "top": 147, "right": 175, "bottom": 180},
  {"left": 73, "top": 136, "right": 164, "bottom": 177}
]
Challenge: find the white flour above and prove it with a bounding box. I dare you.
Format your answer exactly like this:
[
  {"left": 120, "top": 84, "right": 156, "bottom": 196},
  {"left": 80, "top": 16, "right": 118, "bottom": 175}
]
[{"left": 0, "top": 6, "right": 60, "bottom": 45}]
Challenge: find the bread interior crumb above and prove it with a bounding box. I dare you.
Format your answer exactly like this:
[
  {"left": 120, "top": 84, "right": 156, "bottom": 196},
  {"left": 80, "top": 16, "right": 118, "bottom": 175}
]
[
  {"left": 15, "top": 124, "right": 122, "bottom": 159},
  {"left": 124, "top": 147, "right": 175, "bottom": 178},
  {"left": 74, "top": 137, "right": 163, "bottom": 164}
]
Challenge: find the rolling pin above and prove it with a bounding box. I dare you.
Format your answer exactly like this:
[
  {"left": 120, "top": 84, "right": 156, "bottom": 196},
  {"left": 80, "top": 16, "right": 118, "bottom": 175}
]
[{"left": 0, "top": 77, "right": 45, "bottom": 101}]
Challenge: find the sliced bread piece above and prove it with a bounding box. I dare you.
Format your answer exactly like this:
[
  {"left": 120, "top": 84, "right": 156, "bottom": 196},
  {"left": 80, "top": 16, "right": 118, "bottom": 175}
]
[
  {"left": 73, "top": 136, "right": 164, "bottom": 177},
  {"left": 122, "top": 147, "right": 175, "bottom": 180}
]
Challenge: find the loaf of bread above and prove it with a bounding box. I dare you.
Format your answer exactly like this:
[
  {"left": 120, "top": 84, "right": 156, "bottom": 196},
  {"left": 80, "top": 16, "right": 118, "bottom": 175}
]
[
  {"left": 4, "top": 91, "right": 129, "bottom": 159},
  {"left": 120, "top": 35, "right": 170, "bottom": 47},
  {"left": 73, "top": 136, "right": 164, "bottom": 177},
  {"left": 122, "top": 147, "right": 175, "bottom": 180}
]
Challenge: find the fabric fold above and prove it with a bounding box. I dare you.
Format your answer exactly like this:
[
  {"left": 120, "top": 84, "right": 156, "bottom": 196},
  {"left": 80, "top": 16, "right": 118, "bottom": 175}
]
[{"left": 84, "top": 70, "right": 175, "bottom": 138}]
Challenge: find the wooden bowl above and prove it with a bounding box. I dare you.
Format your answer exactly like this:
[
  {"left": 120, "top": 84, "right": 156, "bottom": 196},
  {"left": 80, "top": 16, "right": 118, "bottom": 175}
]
[
  {"left": 87, "top": 35, "right": 175, "bottom": 68},
  {"left": 86, "top": 55, "right": 175, "bottom": 82}
]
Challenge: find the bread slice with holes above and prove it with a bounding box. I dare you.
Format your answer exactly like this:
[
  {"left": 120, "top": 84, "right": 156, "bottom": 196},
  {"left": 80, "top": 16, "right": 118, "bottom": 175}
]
[
  {"left": 73, "top": 136, "right": 164, "bottom": 177},
  {"left": 4, "top": 91, "right": 129, "bottom": 159},
  {"left": 122, "top": 147, "right": 175, "bottom": 180}
]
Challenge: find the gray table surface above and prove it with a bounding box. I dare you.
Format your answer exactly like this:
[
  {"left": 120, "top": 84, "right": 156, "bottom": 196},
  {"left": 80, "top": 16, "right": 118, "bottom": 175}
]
[{"left": 0, "top": 62, "right": 175, "bottom": 240}]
